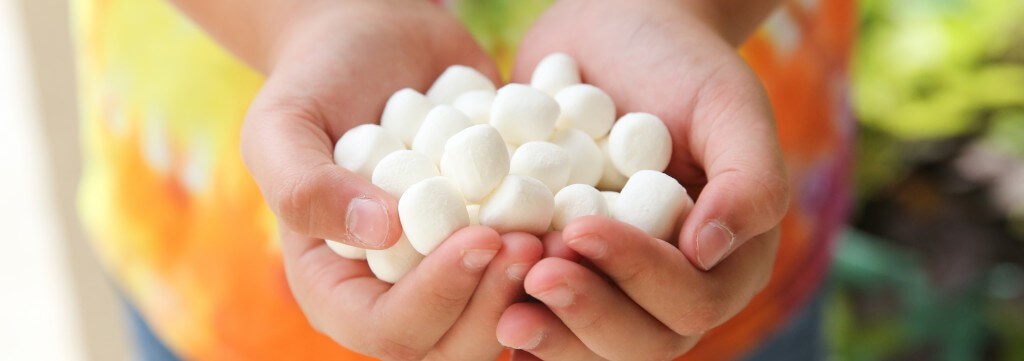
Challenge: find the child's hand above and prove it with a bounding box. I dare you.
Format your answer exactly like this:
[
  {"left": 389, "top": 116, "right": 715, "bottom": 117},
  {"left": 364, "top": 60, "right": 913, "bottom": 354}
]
[
  {"left": 499, "top": 0, "right": 790, "bottom": 358},
  {"left": 238, "top": 2, "right": 541, "bottom": 358}
]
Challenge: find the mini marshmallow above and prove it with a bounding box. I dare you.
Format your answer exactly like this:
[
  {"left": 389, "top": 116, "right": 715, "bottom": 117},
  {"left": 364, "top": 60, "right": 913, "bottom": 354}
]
[
  {"left": 440, "top": 125, "right": 510, "bottom": 202},
  {"left": 427, "top": 65, "right": 496, "bottom": 105},
  {"left": 372, "top": 150, "right": 440, "bottom": 198},
  {"left": 325, "top": 240, "right": 366, "bottom": 260},
  {"left": 380, "top": 88, "right": 435, "bottom": 146},
  {"left": 614, "top": 170, "right": 689, "bottom": 241},
  {"left": 490, "top": 84, "right": 560, "bottom": 145},
  {"left": 608, "top": 113, "right": 672, "bottom": 176},
  {"left": 399, "top": 177, "right": 470, "bottom": 255},
  {"left": 531, "top": 53, "right": 581, "bottom": 96},
  {"left": 334, "top": 124, "right": 406, "bottom": 179},
  {"left": 467, "top": 204, "right": 480, "bottom": 226},
  {"left": 479, "top": 175, "right": 554, "bottom": 235},
  {"left": 453, "top": 90, "right": 495, "bottom": 125},
  {"left": 555, "top": 84, "right": 616, "bottom": 139},
  {"left": 596, "top": 138, "right": 628, "bottom": 191},
  {"left": 366, "top": 235, "right": 425, "bottom": 284},
  {"left": 509, "top": 141, "right": 571, "bottom": 193},
  {"left": 552, "top": 184, "right": 609, "bottom": 231},
  {"left": 550, "top": 129, "right": 604, "bottom": 187},
  {"left": 412, "top": 105, "right": 473, "bottom": 164},
  {"left": 601, "top": 191, "right": 620, "bottom": 214}
]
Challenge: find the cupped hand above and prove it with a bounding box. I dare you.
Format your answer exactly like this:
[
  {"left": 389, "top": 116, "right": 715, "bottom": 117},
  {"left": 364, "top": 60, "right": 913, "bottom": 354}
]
[
  {"left": 239, "top": 1, "right": 541, "bottom": 359},
  {"left": 500, "top": 0, "right": 790, "bottom": 359}
]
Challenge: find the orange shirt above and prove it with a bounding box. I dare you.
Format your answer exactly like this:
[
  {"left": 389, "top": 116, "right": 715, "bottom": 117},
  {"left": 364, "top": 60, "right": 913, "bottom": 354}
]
[{"left": 73, "top": 0, "right": 854, "bottom": 359}]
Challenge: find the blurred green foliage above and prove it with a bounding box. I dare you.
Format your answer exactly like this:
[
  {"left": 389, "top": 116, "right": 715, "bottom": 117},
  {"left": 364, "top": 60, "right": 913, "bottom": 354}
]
[{"left": 836, "top": 0, "right": 1024, "bottom": 360}]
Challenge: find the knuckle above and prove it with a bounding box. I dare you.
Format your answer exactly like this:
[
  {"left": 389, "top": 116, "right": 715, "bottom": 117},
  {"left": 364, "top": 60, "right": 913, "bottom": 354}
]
[
  {"left": 273, "top": 171, "right": 316, "bottom": 234},
  {"left": 371, "top": 333, "right": 425, "bottom": 361},
  {"left": 671, "top": 296, "right": 727, "bottom": 335}
]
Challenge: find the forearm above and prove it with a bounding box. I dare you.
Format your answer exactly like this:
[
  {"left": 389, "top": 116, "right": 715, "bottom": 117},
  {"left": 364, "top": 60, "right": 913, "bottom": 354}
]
[
  {"left": 169, "top": 0, "right": 330, "bottom": 72},
  {"left": 682, "top": 0, "right": 785, "bottom": 46}
]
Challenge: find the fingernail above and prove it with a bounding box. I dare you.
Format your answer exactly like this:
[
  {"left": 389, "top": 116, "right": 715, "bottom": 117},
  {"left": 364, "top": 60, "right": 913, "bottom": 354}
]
[
  {"left": 535, "top": 286, "right": 575, "bottom": 308},
  {"left": 462, "top": 250, "right": 498, "bottom": 271},
  {"left": 696, "top": 221, "right": 735, "bottom": 270},
  {"left": 507, "top": 263, "right": 531, "bottom": 281},
  {"left": 521, "top": 331, "right": 545, "bottom": 350},
  {"left": 346, "top": 197, "right": 390, "bottom": 247},
  {"left": 566, "top": 235, "right": 606, "bottom": 259}
]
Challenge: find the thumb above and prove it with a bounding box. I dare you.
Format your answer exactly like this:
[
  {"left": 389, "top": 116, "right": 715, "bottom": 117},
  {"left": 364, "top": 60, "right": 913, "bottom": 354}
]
[
  {"left": 679, "top": 77, "right": 790, "bottom": 271},
  {"left": 241, "top": 88, "right": 401, "bottom": 249}
]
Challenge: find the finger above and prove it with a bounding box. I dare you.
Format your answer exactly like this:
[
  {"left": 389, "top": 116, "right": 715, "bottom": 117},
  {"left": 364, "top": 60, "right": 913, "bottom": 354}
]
[
  {"left": 429, "top": 233, "right": 544, "bottom": 360},
  {"left": 680, "top": 69, "right": 790, "bottom": 270},
  {"left": 240, "top": 84, "right": 402, "bottom": 249},
  {"left": 523, "top": 257, "right": 695, "bottom": 360},
  {"left": 498, "top": 303, "right": 601, "bottom": 361},
  {"left": 540, "top": 231, "right": 581, "bottom": 262},
  {"left": 368, "top": 226, "right": 503, "bottom": 359},
  {"left": 563, "top": 216, "right": 780, "bottom": 335}
]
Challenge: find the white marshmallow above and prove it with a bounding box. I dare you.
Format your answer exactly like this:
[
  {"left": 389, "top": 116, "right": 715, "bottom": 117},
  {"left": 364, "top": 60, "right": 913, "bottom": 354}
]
[
  {"left": 608, "top": 113, "right": 672, "bottom": 176},
  {"left": 490, "top": 84, "right": 560, "bottom": 145},
  {"left": 601, "top": 191, "right": 620, "bottom": 214},
  {"left": 372, "top": 150, "right": 440, "bottom": 198},
  {"left": 333, "top": 124, "right": 406, "bottom": 179},
  {"left": 552, "top": 184, "right": 609, "bottom": 231},
  {"left": 550, "top": 129, "right": 604, "bottom": 186},
  {"left": 366, "top": 235, "right": 424, "bottom": 284},
  {"left": 440, "top": 125, "right": 510, "bottom": 202},
  {"left": 509, "top": 141, "right": 571, "bottom": 193},
  {"left": 453, "top": 90, "right": 495, "bottom": 125},
  {"left": 531, "top": 53, "right": 581, "bottom": 96},
  {"left": 380, "top": 88, "right": 435, "bottom": 146},
  {"left": 412, "top": 105, "right": 473, "bottom": 164},
  {"left": 427, "top": 65, "right": 496, "bottom": 105},
  {"left": 325, "top": 240, "right": 366, "bottom": 260},
  {"left": 596, "top": 137, "right": 628, "bottom": 191},
  {"left": 479, "top": 175, "right": 554, "bottom": 235},
  {"left": 467, "top": 204, "right": 480, "bottom": 226},
  {"left": 614, "top": 170, "right": 689, "bottom": 241},
  {"left": 555, "top": 84, "right": 616, "bottom": 139},
  {"left": 399, "top": 177, "right": 470, "bottom": 255}
]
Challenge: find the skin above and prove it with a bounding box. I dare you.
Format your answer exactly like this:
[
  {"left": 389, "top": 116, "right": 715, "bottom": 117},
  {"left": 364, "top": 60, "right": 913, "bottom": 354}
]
[{"left": 170, "top": 0, "right": 788, "bottom": 359}]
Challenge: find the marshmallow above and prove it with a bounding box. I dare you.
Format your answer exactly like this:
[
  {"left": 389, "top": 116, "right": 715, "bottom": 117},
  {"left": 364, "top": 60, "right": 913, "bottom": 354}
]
[
  {"left": 325, "top": 240, "right": 366, "bottom": 260},
  {"left": 509, "top": 141, "right": 571, "bottom": 193},
  {"left": 479, "top": 175, "right": 554, "bottom": 235},
  {"left": 601, "top": 191, "right": 620, "bottom": 213},
  {"left": 614, "top": 170, "right": 689, "bottom": 241},
  {"left": 427, "top": 65, "right": 496, "bottom": 105},
  {"left": 399, "top": 177, "right": 470, "bottom": 255},
  {"left": 555, "top": 84, "right": 616, "bottom": 139},
  {"left": 531, "top": 53, "right": 581, "bottom": 96},
  {"left": 453, "top": 90, "right": 495, "bottom": 125},
  {"left": 552, "top": 184, "right": 609, "bottom": 231},
  {"left": 440, "top": 125, "right": 510, "bottom": 202},
  {"left": 608, "top": 113, "right": 672, "bottom": 176},
  {"left": 372, "top": 150, "right": 440, "bottom": 198},
  {"left": 412, "top": 105, "right": 473, "bottom": 164},
  {"left": 550, "top": 129, "right": 604, "bottom": 186},
  {"left": 490, "top": 84, "right": 560, "bottom": 145},
  {"left": 380, "top": 88, "right": 435, "bottom": 146},
  {"left": 467, "top": 204, "right": 480, "bottom": 226},
  {"left": 366, "top": 235, "right": 425, "bottom": 284},
  {"left": 596, "top": 138, "right": 628, "bottom": 191},
  {"left": 333, "top": 124, "right": 406, "bottom": 179}
]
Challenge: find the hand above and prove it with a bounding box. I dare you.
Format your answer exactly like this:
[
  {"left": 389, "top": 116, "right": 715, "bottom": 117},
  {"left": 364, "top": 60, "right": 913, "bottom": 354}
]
[
  {"left": 498, "top": 0, "right": 790, "bottom": 359},
  {"left": 239, "top": 1, "right": 540, "bottom": 358}
]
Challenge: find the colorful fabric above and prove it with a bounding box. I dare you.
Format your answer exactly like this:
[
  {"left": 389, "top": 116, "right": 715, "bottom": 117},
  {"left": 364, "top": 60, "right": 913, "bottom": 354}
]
[{"left": 73, "top": 0, "right": 853, "bottom": 359}]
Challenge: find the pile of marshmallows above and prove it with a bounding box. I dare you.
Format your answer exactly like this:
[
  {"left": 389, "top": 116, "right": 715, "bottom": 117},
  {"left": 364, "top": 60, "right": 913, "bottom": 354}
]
[{"left": 328, "top": 53, "right": 694, "bottom": 283}]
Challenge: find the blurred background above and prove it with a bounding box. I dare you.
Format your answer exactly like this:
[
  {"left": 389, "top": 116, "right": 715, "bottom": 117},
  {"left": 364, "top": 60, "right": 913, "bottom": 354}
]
[{"left": 0, "top": 0, "right": 1021, "bottom": 360}]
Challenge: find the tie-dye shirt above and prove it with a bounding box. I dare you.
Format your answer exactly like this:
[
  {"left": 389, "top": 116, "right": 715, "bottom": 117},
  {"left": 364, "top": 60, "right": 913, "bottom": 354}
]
[{"left": 73, "top": 0, "right": 853, "bottom": 359}]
